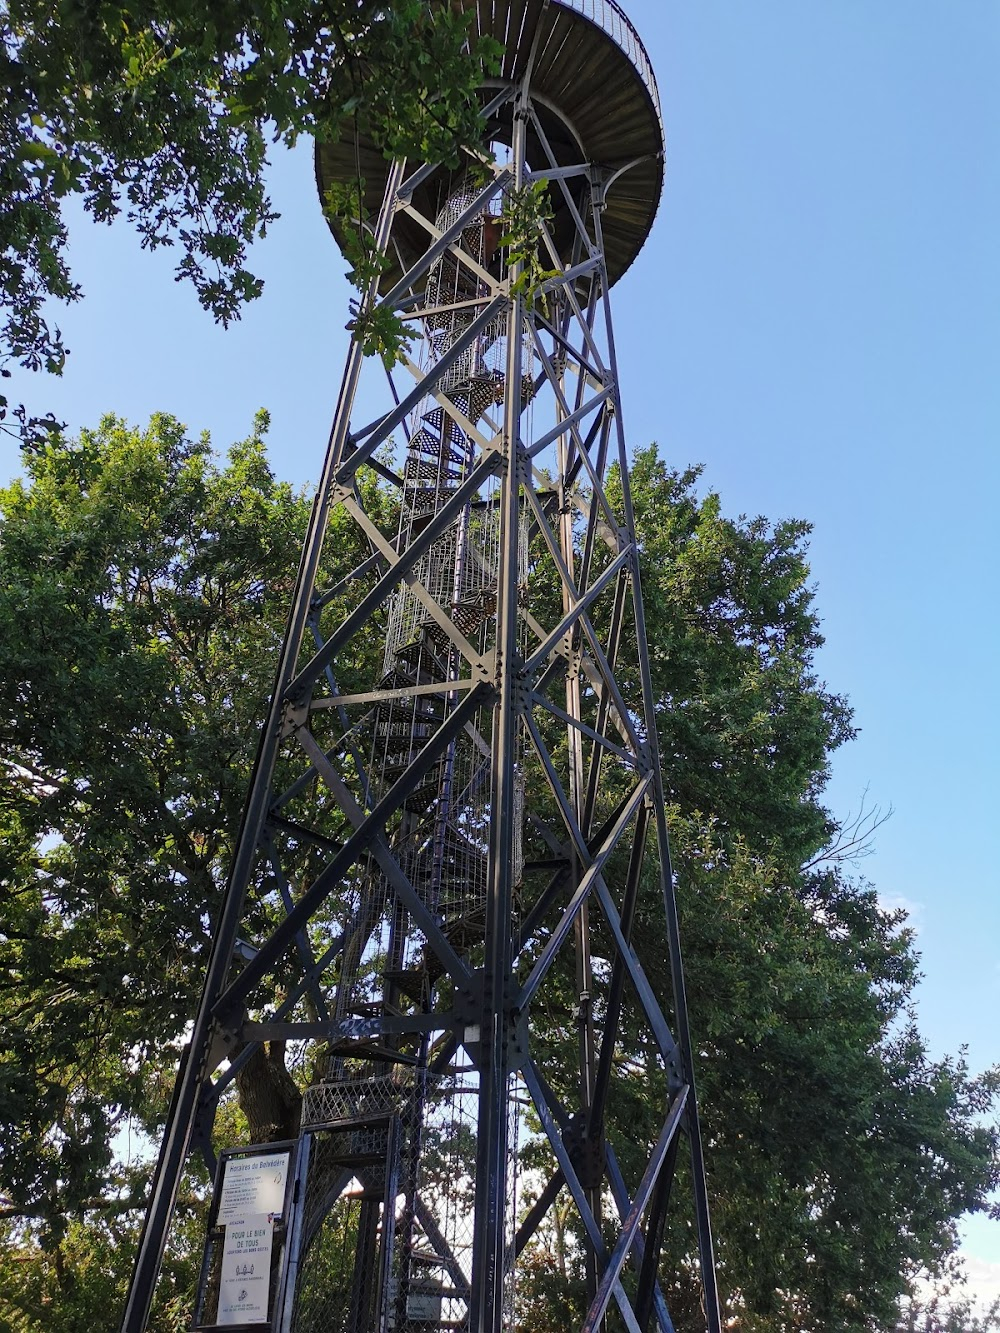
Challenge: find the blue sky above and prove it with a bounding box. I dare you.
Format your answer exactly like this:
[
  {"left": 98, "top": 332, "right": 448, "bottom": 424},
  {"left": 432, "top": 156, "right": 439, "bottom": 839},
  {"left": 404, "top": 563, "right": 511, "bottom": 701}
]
[{"left": 2, "top": 0, "right": 998, "bottom": 1301}]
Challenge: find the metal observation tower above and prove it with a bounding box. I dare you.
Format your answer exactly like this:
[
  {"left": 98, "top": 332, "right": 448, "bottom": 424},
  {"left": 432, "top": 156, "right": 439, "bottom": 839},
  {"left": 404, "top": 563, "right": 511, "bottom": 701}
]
[{"left": 123, "top": 2, "right": 721, "bottom": 1331}]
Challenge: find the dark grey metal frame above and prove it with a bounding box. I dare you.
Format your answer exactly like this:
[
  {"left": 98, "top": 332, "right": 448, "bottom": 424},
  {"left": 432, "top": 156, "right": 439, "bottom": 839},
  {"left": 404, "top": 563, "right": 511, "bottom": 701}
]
[{"left": 121, "top": 60, "right": 721, "bottom": 1333}]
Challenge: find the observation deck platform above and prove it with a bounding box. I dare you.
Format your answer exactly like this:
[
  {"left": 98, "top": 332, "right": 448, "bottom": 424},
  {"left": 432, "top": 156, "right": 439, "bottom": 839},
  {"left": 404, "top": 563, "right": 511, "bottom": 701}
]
[{"left": 316, "top": 0, "right": 664, "bottom": 287}]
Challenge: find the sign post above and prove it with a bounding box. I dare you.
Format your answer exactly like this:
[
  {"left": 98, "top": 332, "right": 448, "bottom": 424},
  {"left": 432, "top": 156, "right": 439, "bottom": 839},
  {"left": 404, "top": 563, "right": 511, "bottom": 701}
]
[{"left": 192, "top": 1143, "right": 297, "bottom": 1331}]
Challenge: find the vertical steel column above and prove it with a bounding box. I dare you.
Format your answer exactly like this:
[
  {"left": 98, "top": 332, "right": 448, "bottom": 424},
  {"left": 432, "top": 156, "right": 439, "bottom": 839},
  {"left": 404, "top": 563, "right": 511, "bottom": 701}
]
[
  {"left": 469, "top": 79, "right": 527, "bottom": 1333},
  {"left": 558, "top": 311, "right": 602, "bottom": 1309}
]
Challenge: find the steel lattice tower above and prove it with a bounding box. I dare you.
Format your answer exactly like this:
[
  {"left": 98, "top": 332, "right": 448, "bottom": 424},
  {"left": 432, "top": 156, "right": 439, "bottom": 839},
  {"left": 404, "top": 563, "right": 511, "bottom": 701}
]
[{"left": 122, "top": 3, "right": 721, "bottom": 1331}]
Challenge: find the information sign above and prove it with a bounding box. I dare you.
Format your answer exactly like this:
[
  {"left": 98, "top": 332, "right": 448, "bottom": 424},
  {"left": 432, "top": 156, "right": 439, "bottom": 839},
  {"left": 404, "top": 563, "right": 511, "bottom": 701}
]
[
  {"left": 217, "top": 1213, "right": 274, "bottom": 1326},
  {"left": 217, "top": 1151, "right": 290, "bottom": 1225}
]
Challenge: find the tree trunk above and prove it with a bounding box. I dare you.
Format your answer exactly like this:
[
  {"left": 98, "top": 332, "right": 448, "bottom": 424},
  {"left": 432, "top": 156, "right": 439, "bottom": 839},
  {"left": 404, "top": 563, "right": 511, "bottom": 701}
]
[{"left": 234, "top": 1040, "right": 303, "bottom": 1143}]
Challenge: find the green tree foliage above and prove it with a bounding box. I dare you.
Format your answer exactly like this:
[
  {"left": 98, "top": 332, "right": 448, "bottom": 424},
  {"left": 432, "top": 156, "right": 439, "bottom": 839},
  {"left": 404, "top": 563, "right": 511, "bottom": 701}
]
[
  {"left": 0, "top": 425, "right": 996, "bottom": 1330},
  {"left": 0, "top": 413, "right": 302, "bottom": 1216},
  {"left": 0, "top": 1, "right": 500, "bottom": 441},
  {"left": 623, "top": 450, "right": 999, "bottom": 1329},
  {"left": 515, "top": 450, "right": 999, "bottom": 1332},
  {"left": 0, "top": 414, "right": 390, "bottom": 1328}
]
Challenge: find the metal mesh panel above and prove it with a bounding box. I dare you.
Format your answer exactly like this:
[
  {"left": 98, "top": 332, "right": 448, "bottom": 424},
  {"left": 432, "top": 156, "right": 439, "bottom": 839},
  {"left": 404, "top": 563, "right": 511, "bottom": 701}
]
[
  {"left": 293, "top": 1187, "right": 376, "bottom": 1333},
  {"left": 293, "top": 1105, "right": 393, "bottom": 1333},
  {"left": 295, "top": 1068, "right": 490, "bottom": 1333},
  {"left": 302, "top": 1077, "right": 402, "bottom": 1131}
]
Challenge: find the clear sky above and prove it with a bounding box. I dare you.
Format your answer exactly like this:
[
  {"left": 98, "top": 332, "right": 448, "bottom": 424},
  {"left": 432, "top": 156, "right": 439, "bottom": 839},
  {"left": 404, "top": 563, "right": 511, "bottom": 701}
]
[{"left": 1, "top": 0, "right": 997, "bottom": 1305}]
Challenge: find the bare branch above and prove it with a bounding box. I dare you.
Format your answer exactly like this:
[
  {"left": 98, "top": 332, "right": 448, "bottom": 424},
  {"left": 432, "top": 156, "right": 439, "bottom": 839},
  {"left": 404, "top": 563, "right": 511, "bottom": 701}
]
[{"left": 803, "top": 785, "right": 893, "bottom": 872}]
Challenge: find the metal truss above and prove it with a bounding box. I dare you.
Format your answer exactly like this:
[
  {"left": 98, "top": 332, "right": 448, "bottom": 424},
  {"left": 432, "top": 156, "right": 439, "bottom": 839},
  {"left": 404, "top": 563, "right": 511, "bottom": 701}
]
[{"left": 122, "top": 60, "right": 721, "bottom": 1333}]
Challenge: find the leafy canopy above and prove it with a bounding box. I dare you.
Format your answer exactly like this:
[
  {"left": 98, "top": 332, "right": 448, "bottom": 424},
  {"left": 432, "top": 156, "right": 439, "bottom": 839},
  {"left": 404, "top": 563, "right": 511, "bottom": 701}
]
[
  {"left": 0, "top": 0, "right": 501, "bottom": 440},
  {"left": 0, "top": 423, "right": 996, "bottom": 1332}
]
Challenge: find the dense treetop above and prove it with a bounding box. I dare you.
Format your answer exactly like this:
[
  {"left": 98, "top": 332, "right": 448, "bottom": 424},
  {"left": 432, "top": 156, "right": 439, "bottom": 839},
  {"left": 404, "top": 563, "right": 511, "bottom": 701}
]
[
  {"left": 0, "top": 417, "right": 996, "bottom": 1330},
  {"left": 0, "top": 1, "right": 500, "bottom": 439}
]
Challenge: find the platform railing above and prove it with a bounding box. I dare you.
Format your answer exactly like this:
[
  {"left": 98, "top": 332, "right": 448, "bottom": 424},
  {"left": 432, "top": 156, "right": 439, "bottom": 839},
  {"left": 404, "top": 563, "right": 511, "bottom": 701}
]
[{"left": 556, "top": 0, "right": 661, "bottom": 124}]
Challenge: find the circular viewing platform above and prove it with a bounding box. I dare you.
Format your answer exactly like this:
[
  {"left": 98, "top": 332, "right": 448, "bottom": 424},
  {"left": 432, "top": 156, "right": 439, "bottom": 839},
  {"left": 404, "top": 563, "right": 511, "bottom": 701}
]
[
  {"left": 534, "top": 0, "right": 661, "bottom": 127},
  {"left": 317, "top": 0, "right": 664, "bottom": 287}
]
